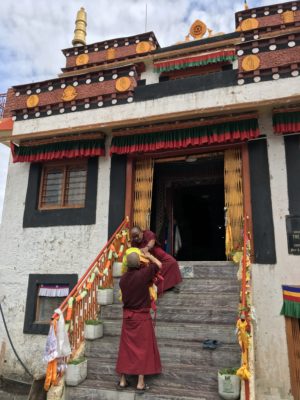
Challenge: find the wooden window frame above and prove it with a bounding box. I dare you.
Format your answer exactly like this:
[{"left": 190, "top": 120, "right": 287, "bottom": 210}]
[{"left": 38, "top": 159, "right": 88, "bottom": 211}]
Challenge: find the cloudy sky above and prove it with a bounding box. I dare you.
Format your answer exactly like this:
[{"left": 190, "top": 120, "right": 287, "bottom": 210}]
[{"left": 0, "top": 0, "right": 284, "bottom": 220}]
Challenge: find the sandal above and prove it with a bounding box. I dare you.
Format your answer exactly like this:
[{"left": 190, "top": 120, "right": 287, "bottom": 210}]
[
  {"left": 136, "top": 384, "right": 150, "bottom": 394},
  {"left": 116, "top": 381, "right": 129, "bottom": 390},
  {"left": 202, "top": 339, "right": 220, "bottom": 350}
]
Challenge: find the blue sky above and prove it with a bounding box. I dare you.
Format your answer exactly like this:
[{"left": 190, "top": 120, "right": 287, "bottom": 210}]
[{"left": 0, "top": 0, "right": 284, "bottom": 220}]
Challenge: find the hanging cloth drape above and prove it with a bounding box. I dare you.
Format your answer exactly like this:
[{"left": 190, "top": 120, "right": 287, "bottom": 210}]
[
  {"left": 133, "top": 159, "right": 154, "bottom": 230},
  {"left": 153, "top": 49, "right": 236, "bottom": 73},
  {"left": 11, "top": 138, "right": 105, "bottom": 163},
  {"left": 273, "top": 110, "right": 300, "bottom": 135},
  {"left": 110, "top": 119, "right": 260, "bottom": 155},
  {"left": 224, "top": 148, "right": 244, "bottom": 258},
  {"left": 281, "top": 285, "right": 300, "bottom": 318}
]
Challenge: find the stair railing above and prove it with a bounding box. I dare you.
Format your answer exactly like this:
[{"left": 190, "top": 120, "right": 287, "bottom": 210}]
[
  {"left": 0, "top": 93, "right": 7, "bottom": 119},
  {"left": 236, "top": 214, "right": 253, "bottom": 400},
  {"left": 44, "top": 217, "right": 130, "bottom": 390}
]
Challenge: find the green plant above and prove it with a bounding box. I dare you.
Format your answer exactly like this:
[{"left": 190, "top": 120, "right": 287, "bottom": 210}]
[
  {"left": 68, "top": 357, "right": 86, "bottom": 365},
  {"left": 97, "top": 286, "right": 113, "bottom": 290},
  {"left": 219, "top": 367, "right": 238, "bottom": 375},
  {"left": 85, "top": 319, "right": 103, "bottom": 325}
]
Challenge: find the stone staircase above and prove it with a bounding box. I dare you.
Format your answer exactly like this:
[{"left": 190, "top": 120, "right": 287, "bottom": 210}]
[{"left": 66, "top": 261, "right": 241, "bottom": 400}]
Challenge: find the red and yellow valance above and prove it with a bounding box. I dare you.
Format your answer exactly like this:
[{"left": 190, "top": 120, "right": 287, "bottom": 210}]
[
  {"left": 273, "top": 110, "right": 300, "bottom": 135},
  {"left": 153, "top": 49, "right": 236, "bottom": 73},
  {"left": 110, "top": 118, "right": 260, "bottom": 155},
  {"left": 11, "top": 138, "right": 105, "bottom": 163},
  {"left": 281, "top": 285, "right": 300, "bottom": 318}
]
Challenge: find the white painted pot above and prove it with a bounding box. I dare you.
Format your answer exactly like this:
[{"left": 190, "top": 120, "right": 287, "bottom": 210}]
[
  {"left": 97, "top": 288, "right": 114, "bottom": 305},
  {"left": 113, "top": 261, "right": 123, "bottom": 277},
  {"left": 218, "top": 372, "right": 240, "bottom": 400},
  {"left": 65, "top": 359, "right": 87, "bottom": 386},
  {"left": 84, "top": 322, "right": 103, "bottom": 340}
]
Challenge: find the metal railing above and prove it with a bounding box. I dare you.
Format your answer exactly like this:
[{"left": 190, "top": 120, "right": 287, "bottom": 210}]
[{"left": 0, "top": 93, "right": 6, "bottom": 119}]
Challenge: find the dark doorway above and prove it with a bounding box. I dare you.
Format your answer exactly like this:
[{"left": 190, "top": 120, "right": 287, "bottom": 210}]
[
  {"left": 151, "top": 153, "right": 225, "bottom": 261},
  {"left": 173, "top": 183, "right": 225, "bottom": 260}
]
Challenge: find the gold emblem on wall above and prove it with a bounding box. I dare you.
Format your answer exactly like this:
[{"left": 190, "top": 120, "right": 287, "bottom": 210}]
[
  {"left": 62, "top": 86, "right": 78, "bottom": 102},
  {"left": 76, "top": 54, "right": 89, "bottom": 66},
  {"left": 26, "top": 95, "right": 39, "bottom": 108},
  {"left": 241, "top": 55, "right": 260, "bottom": 71},
  {"left": 190, "top": 20, "right": 207, "bottom": 39},
  {"left": 106, "top": 48, "right": 116, "bottom": 60},
  {"left": 240, "top": 18, "right": 259, "bottom": 31},
  {"left": 136, "top": 41, "right": 152, "bottom": 54},
  {"left": 282, "top": 10, "right": 295, "bottom": 23},
  {"left": 115, "top": 77, "right": 132, "bottom": 92}
]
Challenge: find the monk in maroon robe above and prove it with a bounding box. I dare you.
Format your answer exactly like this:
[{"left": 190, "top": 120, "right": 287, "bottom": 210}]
[
  {"left": 131, "top": 227, "right": 182, "bottom": 294},
  {"left": 116, "top": 251, "right": 162, "bottom": 391}
]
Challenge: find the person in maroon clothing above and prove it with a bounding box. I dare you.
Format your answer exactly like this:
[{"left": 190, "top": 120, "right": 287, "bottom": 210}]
[
  {"left": 116, "top": 251, "right": 162, "bottom": 392},
  {"left": 131, "top": 226, "right": 182, "bottom": 294}
]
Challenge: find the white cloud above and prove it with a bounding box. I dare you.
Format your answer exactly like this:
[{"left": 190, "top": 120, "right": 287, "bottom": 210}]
[{"left": 0, "top": 0, "right": 290, "bottom": 218}]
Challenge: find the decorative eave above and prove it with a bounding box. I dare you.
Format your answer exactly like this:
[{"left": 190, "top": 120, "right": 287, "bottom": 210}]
[
  {"left": 10, "top": 131, "right": 106, "bottom": 163},
  {"left": 62, "top": 31, "right": 160, "bottom": 56},
  {"left": 62, "top": 31, "right": 160, "bottom": 74},
  {"left": 110, "top": 113, "right": 260, "bottom": 155},
  {"left": 8, "top": 65, "right": 138, "bottom": 121},
  {"left": 272, "top": 104, "right": 300, "bottom": 134},
  {"left": 235, "top": 1, "right": 299, "bottom": 28}
]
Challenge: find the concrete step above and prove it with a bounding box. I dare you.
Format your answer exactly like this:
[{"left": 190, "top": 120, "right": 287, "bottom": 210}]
[
  {"left": 179, "top": 261, "right": 238, "bottom": 280},
  {"left": 112, "top": 278, "right": 239, "bottom": 301},
  {"left": 66, "top": 377, "right": 221, "bottom": 400},
  {"left": 101, "top": 304, "right": 237, "bottom": 324},
  {"left": 87, "top": 360, "right": 222, "bottom": 389},
  {"left": 155, "top": 292, "right": 239, "bottom": 308},
  {"left": 103, "top": 320, "right": 237, "bottom": 344},
  {"left": 85, "top": 337, "right": 240, "bottom": 368}
]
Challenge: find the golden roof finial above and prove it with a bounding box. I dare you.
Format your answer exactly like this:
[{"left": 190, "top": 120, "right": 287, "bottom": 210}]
[{"left": 72, "top": 7, "right": 87, "bottom": 47}]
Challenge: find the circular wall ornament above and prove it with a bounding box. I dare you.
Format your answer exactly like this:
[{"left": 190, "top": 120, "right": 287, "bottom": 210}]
[
  {"left": 76, "top": 54, "right": 89, "bottom": 66},
  {"left": 240, "top": 18, "right": 259, "bottom": 31},
  {"left": 115, "top": 77, "right": 132, "bottom": 92},
  {"left": 62, "top": 85, "right": 78, "bottom": 102},
  {"left": 26, "top": 94, "right": 39, "bottom": 108},
  {"left": 189, "top": 19, "right": 207, "bottom": 39},
  {"left": 282, "top": 10, "right": 295, "bottom": 23},
  {"left": 106, "top": 48, "right": 116, "bottom": 60},
  {"left": 136, "top": 41, "right": 152, "bottom": 54},
  {"left": 241, "top": 55, "right": 260, "bottom": 71}
]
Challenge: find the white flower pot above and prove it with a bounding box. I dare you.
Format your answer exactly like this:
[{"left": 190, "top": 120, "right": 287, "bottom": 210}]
[
  {"left": 218, "top": 372, "right": 241, "bottom": 400},
  {"left": 113, "top": 261, "right": 123, "bottom": 277},
  {"left": 65, "top": 359, "right": 87, "bottom": 386},
  {"left": 97, "top": 288, "right": 114, "bottom": 305},
  {"left": 84, "top": 322, "right": 103, "bottom": 340}
]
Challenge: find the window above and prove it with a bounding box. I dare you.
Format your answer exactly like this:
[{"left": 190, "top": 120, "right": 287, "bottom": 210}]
[
  {"left": 35, "top": 284, "right": 70, "bottom": 324},
  {"left": 24, "top": 274, "right": 78, "bottom": 335},
  {"left": 39, "top": 160, "right": 88, "bottom": 210}
]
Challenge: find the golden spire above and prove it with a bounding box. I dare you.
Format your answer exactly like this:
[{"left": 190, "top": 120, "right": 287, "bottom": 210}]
[{"left": 72, "top": 7, "right": 87, "bottom": 47}]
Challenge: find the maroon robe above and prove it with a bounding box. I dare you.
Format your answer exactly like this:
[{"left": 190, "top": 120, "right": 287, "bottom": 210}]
[
  {"left": 132, "top": 230, "right": 182, "bottom": 294},
  {"left": 116, "top": 263, "right": 162, "bottom": 375}
]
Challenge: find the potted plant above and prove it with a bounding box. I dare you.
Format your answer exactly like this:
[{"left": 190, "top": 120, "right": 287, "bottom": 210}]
[
  {"left": 97, "top": 286, "right": 114, "bottom": 305},
  {"left": 84, "top": 319, "right": 103, "bottom": 340},
  {"left": 112, "top": 261, "right": 123, "bottom": 277},
  {"left": 65, "top": 357, "right": 87, "bottom": 386},
  {"left": 218, "top": 368, "right": 241, "bottom": 400}
]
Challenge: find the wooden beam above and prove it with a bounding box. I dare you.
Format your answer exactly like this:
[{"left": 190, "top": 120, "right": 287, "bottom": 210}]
[
  {"left": 125, "top": 157, "right": 134, "bottom": 227},
  {"left": 19, "top": 132, "right": 105, "bottom": 147},
  {"left": 242, "top": 143, "right": 254, "bottom": 263},
  {"left": 112, "top": 112, "right": 258, "bottom": 137},
  {"left": 2, "top": 93, "right": 300, "bottom": 144}
]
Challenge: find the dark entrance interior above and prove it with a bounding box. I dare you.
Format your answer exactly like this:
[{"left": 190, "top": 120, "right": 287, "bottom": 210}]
[{"left": 150, "top": 153, "right": 225, "bottom": 261}]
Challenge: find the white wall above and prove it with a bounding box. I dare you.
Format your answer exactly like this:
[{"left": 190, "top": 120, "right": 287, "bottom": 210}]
[
  {"left": 252, "top": 109, "right": 297, "bottom": 400},
  {"left": 0, "top": 150, "right": 111, "bottom": 379}
]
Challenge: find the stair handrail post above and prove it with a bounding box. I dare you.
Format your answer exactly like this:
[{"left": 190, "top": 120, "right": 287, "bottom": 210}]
[
  {"left": 44, "top": 217, "right": 130, "bottom": 392},
  {"left": 237, "top": 213, "right": 254, "bottom": 400}
]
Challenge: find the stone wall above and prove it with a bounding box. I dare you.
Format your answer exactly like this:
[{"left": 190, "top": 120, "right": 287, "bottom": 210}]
[{"left": 0, "top": 149, "right": 111, "bottom": 379}]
